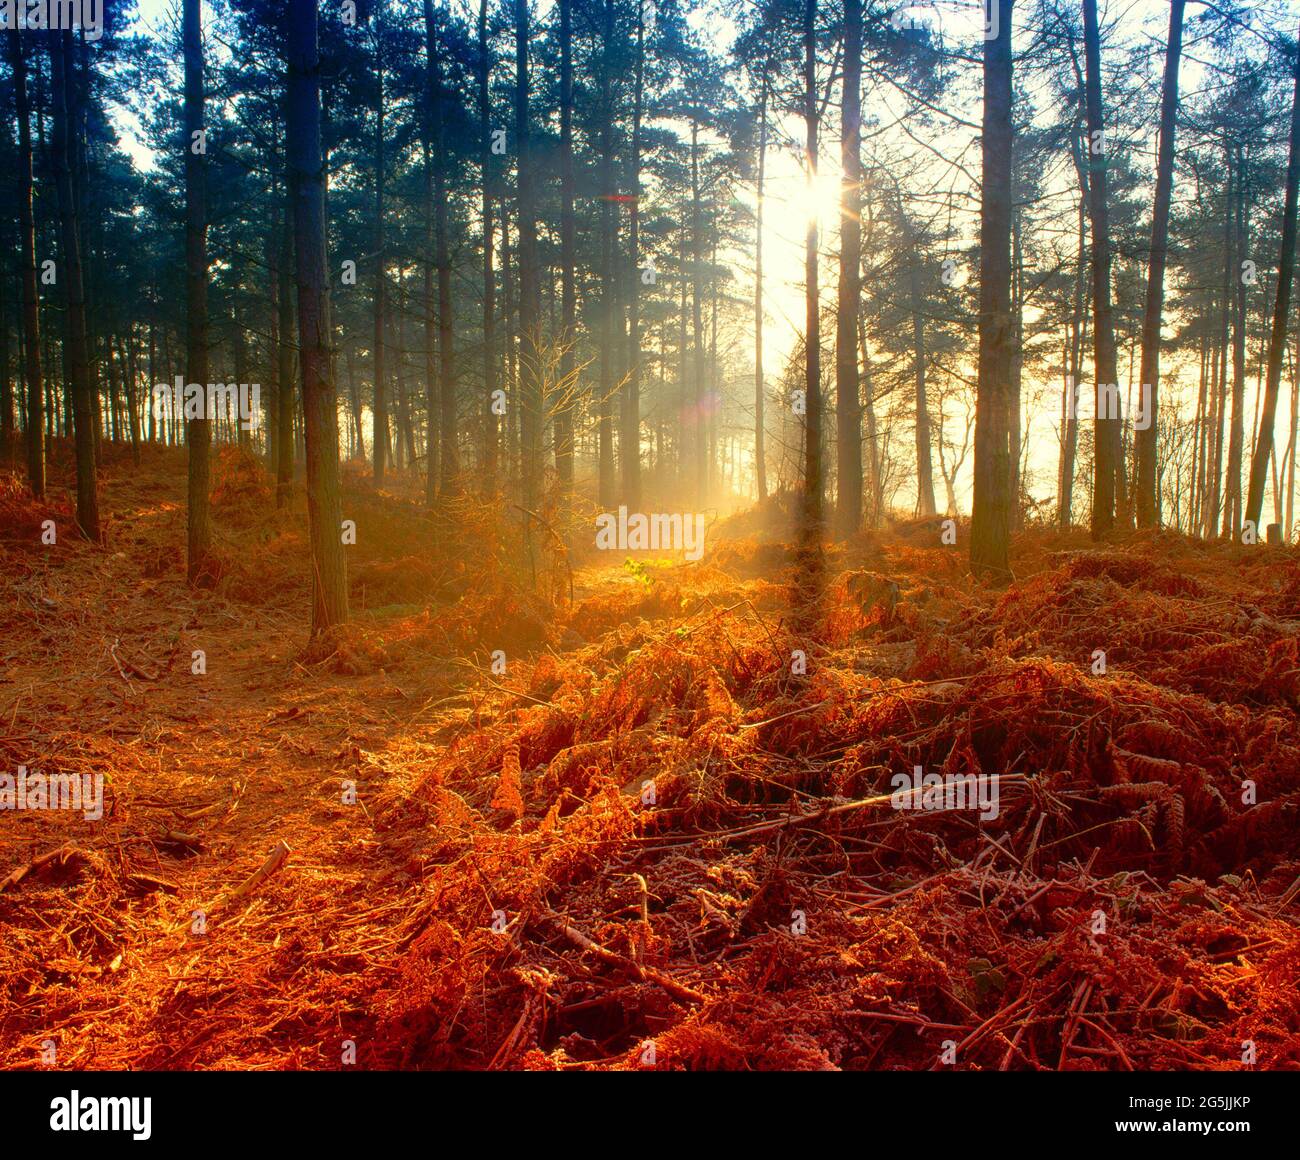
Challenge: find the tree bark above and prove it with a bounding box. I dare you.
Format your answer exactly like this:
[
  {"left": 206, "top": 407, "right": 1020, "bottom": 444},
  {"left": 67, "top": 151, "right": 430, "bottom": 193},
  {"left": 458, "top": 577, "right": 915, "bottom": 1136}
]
[
  {"left": 276, "top": 200, "right": 295, "bottom": 504},
  {"left": 182, "top": 0, "right": 208, "bottom": 573},
  {"left": 287, "top": 0, "right": 348, "bottom": 633},
  {"left": 556, "top": 0, "right": 575, "bottom": 496},
  {"left": 479, "top": 0, "right": 497, "bottom": 490},
  {"left": 1134, "top": 0, "right": 1185, "bottom": 527},
  {"left": 802, "top": 0, "right": 822, "bottom": 526},
  {"left": 372, "top": 1, "right": 388, "bottom": 485},
  {"left": 515, "top": 0, "right": 543, "bottom": 519},
  {"left": 755, "top": 64, "right": 769, "bottom": 505},
  {"left": 1083, "top": 0, "right": 1121, "bottom": 538},
  {"left": 50, "top": 29, "right": 99, "bottom": 540},
  {"left": 970, "top": 0, "right": 1014, "bottom": 574},
  {"left": 835, "top": 0, "right": 861, "bottom": 534},
  {"left": 11, "top": 33, "right": 44, "bottom": 497},
  {"left": 424, "top": 0, "right": 457, "bottom": 497},
  {"left": 623, "top": 0, "right": 645, "bottom": 509}
]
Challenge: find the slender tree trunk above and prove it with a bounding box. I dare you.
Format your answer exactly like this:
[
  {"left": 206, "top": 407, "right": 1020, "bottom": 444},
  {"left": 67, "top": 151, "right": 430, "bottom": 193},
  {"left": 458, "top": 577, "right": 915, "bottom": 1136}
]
[
  {"left": 835, "top": 0, "right": 862, "bottom": 534},
  {"left": 1286, "top": 356, "right": 1298, "bottom": 538},
  {"left": 861, "top": 326, "right": 881, "bottom": 526},
  {"left": 148, "top": 307, "right": 157, "bottom": 445},
  {"left": 181, "top": 0, "right": 209, "bottom": 572},
  {"left": 515, "top": 0, "right": 543, "bottom": 519},
  {"left": 479, "top": 0, "right": 497, "bottom": 490},
  {"left": 372, "top": 3, "right": 388, "bottom": 485},
  {"left": 597, "top": 0, "right": 616, "bottom": 508},
  {"left": 121, "top": 333, "right": 141, "bottom": 464},
  {"left": 623, "top": 0, "right": 644, "bottom": 509},
  {"left": 556, "top": 0, "right": 575, "bottom": 496},
  {"left": 424, "top": 0, "right": 457, "bottom": 497},
  {"left": 677, "top": 221, "right": 689, "bottom": 486},
  {"left": 421, "top": 136, "right": 438, "bottom": 497},
  {"left": 1083, "top": 0, "right": 1121, "bottom": 538},
  {"left": 1010, "top": 206, "right": 1023, "bottom": 526},
  {"left": 1134, "top": 0, "right": 1185, "bottom": 527},
  {"left": 0, "top": 237, "right": 12, "bottom": 463},
  {"left": 755, "top": 66, "right": 769, "bottom": 505},
  {"left": 1060, "top": 120, "right": 1088, "bottom": 528},
  {"left": 287, "top": 0, "right": 347, "bottom": 633},
  {"left": 970, "top": 0, "right": 1014, "bottom": 574},
  {"left": 51, "top": 30, "right": 99, "bottom": 539},
  {"left": 690, "top": 118, "right": 707, "bottom": 502},
  {"left": 1245, "top": 22, "right": 1300, "bottom": 531},
  {"left": 277, "top": 202, "right": 295, "bottom": 503},
  {"left": 1224, "top": 143, "right": 1247, "bottom": 537},
  {"left": 345, "top": 345, "right": 364, "bottom": 461},
  {"left": 905, "top": 211, "right": 937, "bottom": 518},
  {"left": 1205, "top": 167, "right": 1233, "bottom": 538},
  {"left": 11, "top": 34, "right": 44, "bottom": 497},
  {"left": 1191, "top": 330, "right": 1207, "bottom": 526},
  {"left": 801, "top": 0, "right": 822, "bottom": 526}
]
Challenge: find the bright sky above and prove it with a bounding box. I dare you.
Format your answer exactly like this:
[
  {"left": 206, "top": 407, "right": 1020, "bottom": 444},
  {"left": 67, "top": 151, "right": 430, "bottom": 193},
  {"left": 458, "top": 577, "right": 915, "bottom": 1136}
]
[{"left": 115, "top": 0, "right": 1300, "bottom": 515}]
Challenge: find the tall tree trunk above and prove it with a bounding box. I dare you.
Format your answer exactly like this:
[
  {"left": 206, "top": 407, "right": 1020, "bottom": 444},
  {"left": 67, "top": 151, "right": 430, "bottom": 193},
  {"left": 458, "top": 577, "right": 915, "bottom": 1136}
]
[
  {"left": 556, "top": 0, "right": 575, "bottom": 496},
  {"left": 802, "top": 0, "right": 822, "bottom": 525},
  {"left": 1010, "top": 205, "right": 1023, "bottom": 526},
  {"left": 121, "top": 333, "right": 141, "bottom": 464},
  {"left": 421, "top": 135, "right": 438, "bottom": 498},
  {"left": 755, "top": 66, "right": 769, "bottom": 505},
  {"left": 372, "top": 2, "right": 388, "bottom": 485},
  {"left": 231, "top": 311, "right": 249, "bottom": 450},
  {"left": 1083, "top": 0, "right": 1121, "bottom": 538},
  {"left": 970, "top": 0, "right": 1014, "bottom": 574},
  {"left": 1223, "top": 143, "right": 1247, "bottom": 538},
  {"left": 1134, "top": 0, "right": 1185, "bottom": 527},
  {"left": 346, "top": 345, "right": 364, "bottom": 461},
  {"left": 835, "top": 0, "right": 861, "bottom": 534},
  {"left": 1245, "top": 22, "right": 1300, "bottom": 532},
  {"left": 51, "top": 29, "right": 99, "bottom": 539},
  {"left": 479, "top": 0, "right": 497, "bottom": 490},
  {"left": 515, "top": 0, "right": 543, "bottom": 520},
  {"left": 1059, "top": 117, "right": 1088, "bottom": 528},
  {"left": 1, "top": 236, "right": 12, "bottom": 463},
  {"left": 11, "top": 33, "right": 44, "bottom": 497},
  {"left": 597, "top": 0, "right": 616, "bottom": 508},
  {"left": 287, "top": 0, "right": 348, "bottom": 633},
  {"left": 1206, "top": 164, "right": 1233, "bottom": 537},
  {"left": 276, "top": 202, "right": 295, "bottom": 503},
  {"left": 690, "top": 119, "right": 707, "bottom": 502},
  {"left": 425, "top": 0, "right": 457, "bottom": 497},
  {"left": 859, "top": 308, "right": 881, "bottom": 528},
  {"left": 182, "top": 0, "right": 208, "bottom": 573},
  {"left": 904, "top": 209, "right": 937, "bottom": 518},
  {"left": 677, "top": 221, "right": 689, "bottom": 486},
  {"left": 1191, "top": 330, "right": 1207, "bottom": 526},
  {"left": 622, "top": 0, "right": 644, "bottom": 509},
  {"left": 1286, "top": 355, "right": 1298, "bottom": 538}
]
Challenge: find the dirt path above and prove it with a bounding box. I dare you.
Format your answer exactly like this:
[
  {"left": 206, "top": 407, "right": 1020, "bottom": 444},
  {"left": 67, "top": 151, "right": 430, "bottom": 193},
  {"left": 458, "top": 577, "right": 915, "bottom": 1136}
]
[{"left": 1, "top": 462, "right": 475, "bottom": 1067}]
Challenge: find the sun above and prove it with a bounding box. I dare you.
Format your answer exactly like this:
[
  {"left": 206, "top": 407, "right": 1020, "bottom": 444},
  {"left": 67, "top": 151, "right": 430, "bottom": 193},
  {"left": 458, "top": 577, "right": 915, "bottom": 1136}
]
[{"left": 789, "top": 168, "right": 848, "bottom": 227}]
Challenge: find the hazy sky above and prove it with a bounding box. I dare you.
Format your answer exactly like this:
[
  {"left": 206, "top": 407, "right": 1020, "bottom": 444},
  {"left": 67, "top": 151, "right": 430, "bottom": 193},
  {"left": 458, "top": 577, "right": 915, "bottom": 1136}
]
[{"left": 111, "top": 0, "right": 1300, "bottom": 511}]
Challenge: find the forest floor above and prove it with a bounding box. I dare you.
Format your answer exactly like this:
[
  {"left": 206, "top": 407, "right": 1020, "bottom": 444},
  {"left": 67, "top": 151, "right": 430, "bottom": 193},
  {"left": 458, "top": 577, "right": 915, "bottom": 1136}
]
[{"left": 2, "top": 443, "right": 1300, "bottom": 1070}]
